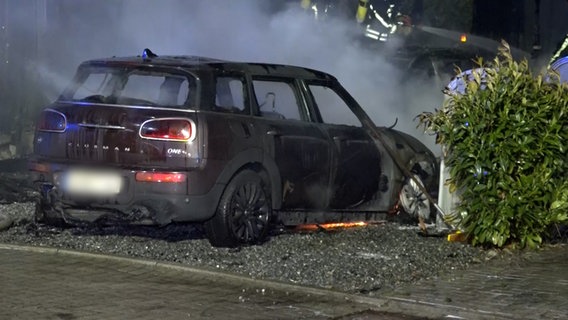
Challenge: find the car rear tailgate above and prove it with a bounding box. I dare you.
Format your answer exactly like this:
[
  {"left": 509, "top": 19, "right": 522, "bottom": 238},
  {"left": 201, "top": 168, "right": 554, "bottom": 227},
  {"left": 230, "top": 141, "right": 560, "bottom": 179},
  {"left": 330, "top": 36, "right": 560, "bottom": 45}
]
[{"left": 33, "top": 103, "right": 202, "bottom": 170}]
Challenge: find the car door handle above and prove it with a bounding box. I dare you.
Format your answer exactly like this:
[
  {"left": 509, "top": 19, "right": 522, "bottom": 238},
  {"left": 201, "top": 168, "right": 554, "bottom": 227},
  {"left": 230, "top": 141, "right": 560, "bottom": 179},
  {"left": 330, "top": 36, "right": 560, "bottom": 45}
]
[
  {"left": 266, "top": 130, "right": 280, "bottom": 136},
  {"left": 333, "top": 136, "right": 345, "bottom": 141}
]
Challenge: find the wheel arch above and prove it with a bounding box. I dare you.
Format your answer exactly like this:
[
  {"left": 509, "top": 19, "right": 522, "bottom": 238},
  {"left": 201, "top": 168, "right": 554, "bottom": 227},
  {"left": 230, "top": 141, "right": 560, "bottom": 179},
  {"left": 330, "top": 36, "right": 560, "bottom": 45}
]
[
  {"left": 214, "top": 149, "right": 282, "bottom": 211},
  {"left": 369, "top": 143, "right": 438, "bottom": 212}
]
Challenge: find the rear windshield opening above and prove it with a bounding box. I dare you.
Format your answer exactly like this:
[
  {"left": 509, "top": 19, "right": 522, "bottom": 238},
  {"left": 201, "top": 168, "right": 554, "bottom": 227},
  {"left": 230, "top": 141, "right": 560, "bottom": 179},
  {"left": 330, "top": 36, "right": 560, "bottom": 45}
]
[{"left": 62, "top": 67, "right": 198, "bottom": 108}]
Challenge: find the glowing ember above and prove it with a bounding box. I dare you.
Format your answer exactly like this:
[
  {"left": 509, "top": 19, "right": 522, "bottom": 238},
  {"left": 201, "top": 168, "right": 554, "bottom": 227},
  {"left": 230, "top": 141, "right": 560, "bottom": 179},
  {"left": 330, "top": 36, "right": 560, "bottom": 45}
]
[{"left": 295, "top": 221, "right": 369, "bottom": 231}]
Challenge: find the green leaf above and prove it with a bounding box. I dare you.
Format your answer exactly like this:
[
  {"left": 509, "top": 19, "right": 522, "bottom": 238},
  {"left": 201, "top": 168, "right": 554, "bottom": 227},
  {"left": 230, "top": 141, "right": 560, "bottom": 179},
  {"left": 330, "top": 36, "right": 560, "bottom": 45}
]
[
  {"left": 416, "top": 41, "right": 568, "bottom": 248},
  {"left": 551, "top": 200, "right": 565, "bottom": 210}
]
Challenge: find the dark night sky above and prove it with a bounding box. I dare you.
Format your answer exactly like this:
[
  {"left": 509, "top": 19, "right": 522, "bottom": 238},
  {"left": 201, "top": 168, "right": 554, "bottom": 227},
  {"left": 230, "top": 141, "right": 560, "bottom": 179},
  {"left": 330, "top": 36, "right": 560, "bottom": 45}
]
[
  {"left": 472, "top": 0, "right": 524, "bottom": 44},
  {"left": 471, "top": 0, "right": 568, "bottom": 63}
]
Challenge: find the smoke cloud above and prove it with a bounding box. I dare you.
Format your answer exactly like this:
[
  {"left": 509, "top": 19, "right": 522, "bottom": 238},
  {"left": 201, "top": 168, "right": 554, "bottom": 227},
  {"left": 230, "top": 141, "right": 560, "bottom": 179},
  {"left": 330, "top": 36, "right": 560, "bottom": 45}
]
[{"left": 2, "top": 0, "right": 443, "bottom": 155}]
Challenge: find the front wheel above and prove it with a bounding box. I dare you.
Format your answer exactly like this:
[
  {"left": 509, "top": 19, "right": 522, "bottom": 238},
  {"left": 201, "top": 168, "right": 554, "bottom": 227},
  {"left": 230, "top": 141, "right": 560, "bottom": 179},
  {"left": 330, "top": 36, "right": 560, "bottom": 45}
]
[
  {"left": 398, "top": 174, "right": 434, "bottom": 223},
  {"left": 204, "top": 169, "right": 272, "bottom": 247}
]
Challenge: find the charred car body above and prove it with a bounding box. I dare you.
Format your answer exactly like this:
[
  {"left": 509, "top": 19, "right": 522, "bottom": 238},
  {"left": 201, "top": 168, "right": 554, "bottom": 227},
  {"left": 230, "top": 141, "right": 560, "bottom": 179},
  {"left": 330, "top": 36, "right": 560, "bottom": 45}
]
[{"left": 30, "top": 49, "right": 438, "bottom": 247}]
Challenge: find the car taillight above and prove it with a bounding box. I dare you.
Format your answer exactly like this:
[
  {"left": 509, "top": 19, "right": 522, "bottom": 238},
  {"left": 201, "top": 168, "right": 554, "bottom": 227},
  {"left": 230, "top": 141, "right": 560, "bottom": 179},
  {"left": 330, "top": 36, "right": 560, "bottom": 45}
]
[
  {"left": 139, "top": 118, "right": 196, "bottom": 141},
  {"left": 135, "top": 171, "right": 187, "bottom": 183},
  {"left": 28, "top": 161, "right": 50, "bottom": 173},
  {"left": 37, "top": 109, "right": 67, "bottom": 132}
]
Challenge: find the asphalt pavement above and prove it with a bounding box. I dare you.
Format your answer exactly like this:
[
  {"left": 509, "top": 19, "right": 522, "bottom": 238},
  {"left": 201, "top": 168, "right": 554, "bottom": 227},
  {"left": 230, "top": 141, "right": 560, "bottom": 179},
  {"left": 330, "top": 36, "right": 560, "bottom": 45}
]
[{"left": 0, "top": 243, "right": 567, "bottom": 320}]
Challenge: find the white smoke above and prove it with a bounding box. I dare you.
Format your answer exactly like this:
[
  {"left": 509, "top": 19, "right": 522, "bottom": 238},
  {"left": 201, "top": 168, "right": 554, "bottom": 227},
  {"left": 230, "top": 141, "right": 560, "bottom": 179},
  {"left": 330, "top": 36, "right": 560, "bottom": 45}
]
[{"left": 12, "top": 0, "right": 444, "bottom": 154}]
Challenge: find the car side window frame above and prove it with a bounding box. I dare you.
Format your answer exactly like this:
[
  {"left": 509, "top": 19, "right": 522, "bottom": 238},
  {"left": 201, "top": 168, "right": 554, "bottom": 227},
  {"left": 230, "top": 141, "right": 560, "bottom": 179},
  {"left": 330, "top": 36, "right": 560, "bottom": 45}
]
[
  {"left": 212, "top": 72, "right": 250, "bottom": 115},
  {"left": 302, "top": 79, "right": 363, "bottom": 127},
  {"left": 250, "top": 76, "right": 311, "bottom": 122}
]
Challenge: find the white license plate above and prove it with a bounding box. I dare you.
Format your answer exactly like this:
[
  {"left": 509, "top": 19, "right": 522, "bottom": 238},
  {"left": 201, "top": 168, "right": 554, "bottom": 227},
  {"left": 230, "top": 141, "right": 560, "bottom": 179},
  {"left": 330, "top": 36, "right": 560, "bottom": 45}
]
[{"left": 64, "top": 170, "right": 122, "bottom": 196}]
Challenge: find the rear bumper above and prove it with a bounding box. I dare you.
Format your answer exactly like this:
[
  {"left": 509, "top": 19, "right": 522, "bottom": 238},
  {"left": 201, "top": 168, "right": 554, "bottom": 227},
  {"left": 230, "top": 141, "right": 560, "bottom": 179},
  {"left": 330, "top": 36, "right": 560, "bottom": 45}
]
[{"left": 30, "top": 165, "right": 224, "bottom": 225}]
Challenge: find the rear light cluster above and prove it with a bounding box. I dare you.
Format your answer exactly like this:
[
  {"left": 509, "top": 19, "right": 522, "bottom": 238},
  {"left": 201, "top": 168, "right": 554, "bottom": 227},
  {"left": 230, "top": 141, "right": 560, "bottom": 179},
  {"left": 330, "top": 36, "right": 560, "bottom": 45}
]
[
  {"left": 135, "top": 172, "right": 186, "bottom": 183},
  {"left": 37, "top": 109, "right": 67, "bottom": 132},
  {"left": 29, "top": 161, "right": 50, "bottom": 173},
  {"left": 139, "top": 118, "right": 196, "bottom": 142}
]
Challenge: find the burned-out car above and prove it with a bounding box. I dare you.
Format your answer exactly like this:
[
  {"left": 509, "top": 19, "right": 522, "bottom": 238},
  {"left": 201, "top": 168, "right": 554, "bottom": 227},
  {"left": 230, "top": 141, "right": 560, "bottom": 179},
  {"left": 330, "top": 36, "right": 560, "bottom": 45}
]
[
  {"left": 391, "top": 46, "right": 495, "bottom": 89},
  {"left": 30, "top": 49, "right": 438, "bottom": 247}
]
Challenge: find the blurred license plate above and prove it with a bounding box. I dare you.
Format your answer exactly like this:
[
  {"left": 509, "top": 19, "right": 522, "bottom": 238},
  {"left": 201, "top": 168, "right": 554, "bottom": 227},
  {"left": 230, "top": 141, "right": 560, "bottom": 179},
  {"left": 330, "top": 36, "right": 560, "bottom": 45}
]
[{"left": 64, "top": 170, "right": 122, "bottom": 195}]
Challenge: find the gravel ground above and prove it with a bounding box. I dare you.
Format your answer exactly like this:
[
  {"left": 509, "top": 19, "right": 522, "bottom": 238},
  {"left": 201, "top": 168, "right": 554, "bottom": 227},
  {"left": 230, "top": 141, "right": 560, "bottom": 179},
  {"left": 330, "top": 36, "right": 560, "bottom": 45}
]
[{"left": 0, "top": 165, "right": 535, "bottom": 297}]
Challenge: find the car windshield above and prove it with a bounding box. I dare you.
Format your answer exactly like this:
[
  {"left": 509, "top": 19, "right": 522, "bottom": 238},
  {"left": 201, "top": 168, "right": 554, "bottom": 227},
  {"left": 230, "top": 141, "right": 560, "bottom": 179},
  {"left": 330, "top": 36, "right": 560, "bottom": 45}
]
[{"left": 60, "top": 66, "right": 198, "bottom": 108}]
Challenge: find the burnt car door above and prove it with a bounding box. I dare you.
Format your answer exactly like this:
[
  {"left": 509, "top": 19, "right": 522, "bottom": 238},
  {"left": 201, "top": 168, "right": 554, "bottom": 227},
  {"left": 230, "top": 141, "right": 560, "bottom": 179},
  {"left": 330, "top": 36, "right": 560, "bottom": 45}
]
[
  {"left": 250, "top": 77, "right": 332, "bottom": 209},
  {"left": 303, "top": 80, "right": 381, "bottom": 209}
]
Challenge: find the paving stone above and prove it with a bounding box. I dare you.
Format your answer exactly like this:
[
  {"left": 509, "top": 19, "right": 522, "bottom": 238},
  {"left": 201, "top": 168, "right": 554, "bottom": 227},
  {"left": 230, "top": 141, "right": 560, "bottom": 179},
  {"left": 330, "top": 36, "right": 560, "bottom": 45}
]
[
  {"left": 383, "top": 244, "right": 568, "bottom": 319},
  {"left": 1, "top": 243, "right": 567, "bottom": 320},
  {"left": 0, "top": 245, "right": 373, "bottom": 319}
]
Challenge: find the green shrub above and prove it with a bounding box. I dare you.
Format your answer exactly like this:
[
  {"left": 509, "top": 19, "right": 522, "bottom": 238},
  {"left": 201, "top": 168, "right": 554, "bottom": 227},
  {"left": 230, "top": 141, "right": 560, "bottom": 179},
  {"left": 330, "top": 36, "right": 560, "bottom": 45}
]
[{"left": 418, "top": 42, "right": 568, "bottom": 248}]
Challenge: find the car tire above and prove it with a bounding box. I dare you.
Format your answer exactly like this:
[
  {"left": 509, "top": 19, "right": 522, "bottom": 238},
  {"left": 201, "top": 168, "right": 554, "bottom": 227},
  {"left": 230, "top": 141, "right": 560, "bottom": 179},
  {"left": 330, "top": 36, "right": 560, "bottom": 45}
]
[
  {"left": 398, "top": 174, "right": 434, "bottom": 224},
  {"left": 204, "top": 169, "right": 272, "bottom": 247},
  {"left": 34, "top": 197, "right": 66, "bottom": 227}
]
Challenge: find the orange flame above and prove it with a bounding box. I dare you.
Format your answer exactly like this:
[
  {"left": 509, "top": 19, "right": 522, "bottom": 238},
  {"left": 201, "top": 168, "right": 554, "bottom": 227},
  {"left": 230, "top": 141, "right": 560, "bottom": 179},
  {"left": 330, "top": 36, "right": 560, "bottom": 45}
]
[{"left": 295, "top": 221, "right": 369, "bottom": 231}]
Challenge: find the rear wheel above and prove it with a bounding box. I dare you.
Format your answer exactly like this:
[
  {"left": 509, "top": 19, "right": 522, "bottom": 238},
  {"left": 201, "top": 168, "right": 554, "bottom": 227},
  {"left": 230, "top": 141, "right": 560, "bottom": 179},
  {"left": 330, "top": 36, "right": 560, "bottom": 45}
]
[
  {"left": 34, "top": 197, "right": 66, "bottom": 227},
  {"left": 204, "top": 169, "right": 272, "bottom": 247}
]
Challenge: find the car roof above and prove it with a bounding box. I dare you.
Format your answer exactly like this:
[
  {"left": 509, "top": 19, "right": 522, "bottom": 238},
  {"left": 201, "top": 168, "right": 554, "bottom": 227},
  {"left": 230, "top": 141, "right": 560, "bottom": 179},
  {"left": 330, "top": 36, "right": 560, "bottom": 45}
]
[
  {"left": 80, "top": 54, "right": 337, "bottom": 81},
  {"left": 385, "top": 46, "right": 495, "bottom": 71}
]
